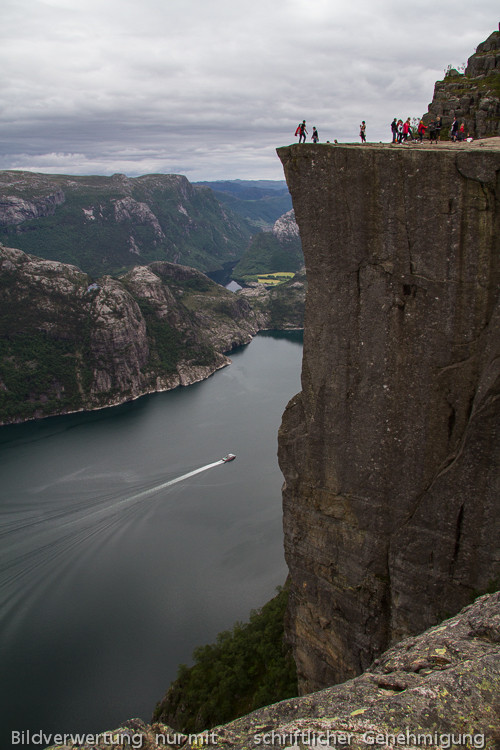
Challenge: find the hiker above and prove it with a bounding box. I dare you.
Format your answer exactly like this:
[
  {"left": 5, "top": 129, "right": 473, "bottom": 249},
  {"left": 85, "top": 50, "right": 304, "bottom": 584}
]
[
  {"left": 397, "top": 119, "right": 404, "bottom": 143},
  {"left": 435, "top": 115, "right": 442, "bottom": 140},
  {"left": 450, "top": 117, "right": 459, "bottom": 141},
  {"left": 417, "top": 120, "right": 427, "bottom": 142},
  {"left": 428, "top": 119, "right": 437, "bottom": 144},
  {"left": 402, "top": 118, "right": 412, "bottom": 141},
  {"left": 312, "top": 127, "right": 319, "bottom": 143},
  {"left": 391, "top": 118, "right": 398, "bottom": 143},
  {"left": 359, "top": 121, "right": 366, "bottom": 143},
  {"left": 295, "top": 120, "right": 308, "bottom": 143}
]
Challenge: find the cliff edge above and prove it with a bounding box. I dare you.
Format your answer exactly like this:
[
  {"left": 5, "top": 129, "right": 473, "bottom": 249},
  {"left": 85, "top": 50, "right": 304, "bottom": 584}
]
[{"left": 276, "top": 140, "right": 500, "bottom": 693}]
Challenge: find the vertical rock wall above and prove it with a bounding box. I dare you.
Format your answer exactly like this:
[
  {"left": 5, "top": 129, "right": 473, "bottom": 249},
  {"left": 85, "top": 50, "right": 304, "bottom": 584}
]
[{"left": 277, "top": 142, "right": 500, "bottom": 694}]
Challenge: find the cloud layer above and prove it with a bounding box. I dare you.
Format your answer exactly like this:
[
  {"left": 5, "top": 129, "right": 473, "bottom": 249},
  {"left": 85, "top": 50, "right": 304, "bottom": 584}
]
[{"left": 0, "top": 0, "right": 498, "bottom": 180}]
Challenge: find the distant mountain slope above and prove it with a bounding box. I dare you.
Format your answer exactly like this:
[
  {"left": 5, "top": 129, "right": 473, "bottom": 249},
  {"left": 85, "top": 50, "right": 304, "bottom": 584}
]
[
  {"left": 232, "top": 210, "right": 303, "bottom": 280},
  {"left": 0, "top": 244, "right": 262, "bottom": 423},
  {"left": 0, "top": 171, "right": 252, "bottom": 277},
  {"left": 0, "top": 243, "right": 305, "bottom": 424},
  {"left": 194, "top": 180, "right": 293, "bottom": 229}
]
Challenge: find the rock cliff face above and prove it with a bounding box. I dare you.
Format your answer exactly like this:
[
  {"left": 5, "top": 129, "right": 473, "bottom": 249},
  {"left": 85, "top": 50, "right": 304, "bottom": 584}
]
[
  {"left": 424, "top": 30, "right": 500, "bottom": 138},
  {"left": 0, "top": 245, "right": 265, "bottom": 424},
  {"left": 276, "top": 141, "right": 500, "bottom": 694},
  {"left": 0, "top": 244, "right": 304, "bottom": 424}
]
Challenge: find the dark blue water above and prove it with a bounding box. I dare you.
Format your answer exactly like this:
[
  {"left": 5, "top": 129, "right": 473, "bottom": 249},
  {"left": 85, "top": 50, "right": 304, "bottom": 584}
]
[{"left": 0, "top": 331, "right": 302, "bottom": 747}]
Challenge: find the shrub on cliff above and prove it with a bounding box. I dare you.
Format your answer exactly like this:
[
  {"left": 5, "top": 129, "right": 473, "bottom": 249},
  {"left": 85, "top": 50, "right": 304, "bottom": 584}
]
[{"left": 152, "top": 586, "right": 297, "bottom": 732}]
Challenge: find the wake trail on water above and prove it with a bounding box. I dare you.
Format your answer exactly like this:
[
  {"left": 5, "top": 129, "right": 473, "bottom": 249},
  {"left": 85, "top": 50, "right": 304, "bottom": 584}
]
[
  {"left": 0, "top": 459, "right": 227, "bottom": 627},
  {"left": 122, "top": 460, "right": 225, "bottom": 503}
]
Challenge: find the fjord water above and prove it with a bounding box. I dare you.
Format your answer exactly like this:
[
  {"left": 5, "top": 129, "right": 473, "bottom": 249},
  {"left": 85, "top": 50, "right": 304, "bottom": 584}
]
[{"left": 0, "top": 331, "right": 302, "bottom": 744}]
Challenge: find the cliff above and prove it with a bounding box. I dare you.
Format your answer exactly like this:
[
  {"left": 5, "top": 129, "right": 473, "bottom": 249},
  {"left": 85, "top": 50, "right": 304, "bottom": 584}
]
[
  {"left": 0, "top": 244, "right": 304, "bottom": 424},
  {"left": 0, "top": 171, "right": 252, "bottom": 276},
  {"left": 0, "top": 245, "right": 264, "bottom": 424},
  {"left": 44, "top": 591, "right": 500, "bottom": 749},
  {"left": 276, "top": 140, "right": 500, "bottom": 693},
  {"left": 423, "top": 30, "right": 500, "bottom": 138}
]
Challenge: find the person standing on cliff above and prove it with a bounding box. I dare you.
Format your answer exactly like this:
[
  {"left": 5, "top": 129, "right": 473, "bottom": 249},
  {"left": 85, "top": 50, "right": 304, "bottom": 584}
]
[
  {"left": 397, "top": 119, "right": 404, "bottom": 143},
  {"left": 435, "top": 115, "right": 442, "bottom": 140},
  {"left": 428, "top": 118, "right": 437, "bottom": 144},
  {"left": 402, "top": 117, "right": 412, "bottom": 141},
  {"left": 417, "top": 119, "right": 427, "bottom": 142},
  {"left": 359, "top": 121, "right": 366, "bottom": 143},
  {"left": 391, "top": 118, "right": 398, "bottom": 142},
  {"left": 450, "top": 116, "right": 459, "bottom": 141},
  {"left": 312, "top": 127, "right": 319, "bottom": 143},
  {"left": 295, "top": 120, "right": 308, "bottom": 143}
]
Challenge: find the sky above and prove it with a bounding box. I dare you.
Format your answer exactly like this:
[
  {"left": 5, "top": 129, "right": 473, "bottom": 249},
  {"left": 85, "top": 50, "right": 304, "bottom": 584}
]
[{"left": 0, "top": 0, "right": 498, "bottom": 181}]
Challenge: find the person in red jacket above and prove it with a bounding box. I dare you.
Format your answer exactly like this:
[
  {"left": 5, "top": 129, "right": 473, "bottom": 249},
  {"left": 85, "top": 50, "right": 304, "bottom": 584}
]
[
  {"left": 402, "top": 118, "right": 412, "bottom": 141},
  {"left": 417, "top": 119, "right": 427, "bottom": 142},
  {"left": 295, "top": 120, "right": 308, "bottom": 143}
]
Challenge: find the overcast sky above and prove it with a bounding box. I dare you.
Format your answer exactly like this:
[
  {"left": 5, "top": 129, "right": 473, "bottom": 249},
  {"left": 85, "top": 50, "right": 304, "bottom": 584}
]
[{"left": 0, "top": 0, "right": 498, "bottom": 181}]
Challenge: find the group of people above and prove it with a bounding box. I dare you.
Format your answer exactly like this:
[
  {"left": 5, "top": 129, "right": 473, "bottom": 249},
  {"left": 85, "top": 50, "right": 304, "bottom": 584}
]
[
  {"left": 295, "top": 121, "right": 319, "bottom": 143},
  {"left": 449, "top": 116, "right": 470, "bottom": 142},
  {"left": 391, "top": 116, "right": 442, "bottom": 143},
  {"left": 295, "top": 114, "right": 471, "bottom": 145}
]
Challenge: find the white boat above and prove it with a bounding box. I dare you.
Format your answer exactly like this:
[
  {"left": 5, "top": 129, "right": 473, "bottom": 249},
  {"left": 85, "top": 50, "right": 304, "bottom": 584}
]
[{"left": 222, "top": 454, "right": 236, "bottom": 462}]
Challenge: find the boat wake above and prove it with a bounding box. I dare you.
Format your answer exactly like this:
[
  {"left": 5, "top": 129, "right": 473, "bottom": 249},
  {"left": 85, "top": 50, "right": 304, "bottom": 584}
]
[
  {"left": 122, "top": 459, "right": 226, "bottom": 503},
  {"left": 0, "top": 457, "right": 233, "bottom": 629}
]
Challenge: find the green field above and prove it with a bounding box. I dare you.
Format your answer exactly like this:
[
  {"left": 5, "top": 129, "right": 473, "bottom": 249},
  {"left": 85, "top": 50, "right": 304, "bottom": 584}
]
[{"left": 256, "top": 272, "right": 295, "bottom": 285}]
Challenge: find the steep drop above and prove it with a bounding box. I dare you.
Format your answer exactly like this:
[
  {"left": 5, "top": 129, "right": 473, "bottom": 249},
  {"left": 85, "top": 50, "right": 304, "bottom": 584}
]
[{"left": 277, "top": 140, "right": 500, "bottom": 694}]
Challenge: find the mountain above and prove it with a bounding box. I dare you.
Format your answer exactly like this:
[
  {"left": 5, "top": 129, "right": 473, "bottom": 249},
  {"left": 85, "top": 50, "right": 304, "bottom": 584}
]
[
  {"left": 0, "top": 244, "right": 305, "bottom": 424},
  {"left": 0, "top": 245, "right": 262, "bottom": 424},
  {"left": 194, "top": 180, "right": 293, "bottom": 229},
  {"left": 423, "top": 29, "right": 500, "bottom": 138},
  {"left": 0, "top": 171, "right": 252, "bottom": 277},
  {"left": 232, "top": 210, "right": 303, "bottom": 281}
]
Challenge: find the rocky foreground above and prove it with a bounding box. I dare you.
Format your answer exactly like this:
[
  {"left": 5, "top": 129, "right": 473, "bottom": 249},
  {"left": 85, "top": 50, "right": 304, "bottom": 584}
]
[{"left": 44, "top": 592, "right": 500, "bottom": 749}]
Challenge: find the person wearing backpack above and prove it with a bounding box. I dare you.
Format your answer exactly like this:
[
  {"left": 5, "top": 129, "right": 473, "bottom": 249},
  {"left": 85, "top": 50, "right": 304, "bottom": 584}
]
[{"left": 295, "top": 120, "right": 308, "bottom": 143}]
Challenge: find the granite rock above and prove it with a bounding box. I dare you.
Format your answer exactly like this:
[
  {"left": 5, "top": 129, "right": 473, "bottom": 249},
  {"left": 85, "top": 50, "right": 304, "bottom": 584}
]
[{"left": 276, "top": 141, "right": 500, "bottom": 693}]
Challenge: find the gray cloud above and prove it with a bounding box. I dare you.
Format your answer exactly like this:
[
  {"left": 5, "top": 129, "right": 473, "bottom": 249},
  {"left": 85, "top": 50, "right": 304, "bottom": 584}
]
[{"left": 0, "top": 0, "right": 498, "bottom": 180}]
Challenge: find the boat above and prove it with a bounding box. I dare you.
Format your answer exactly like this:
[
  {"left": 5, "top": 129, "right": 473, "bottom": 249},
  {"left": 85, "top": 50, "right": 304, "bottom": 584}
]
[{"left": 222, "top": 454, "right": 236, "bottom": 462}]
